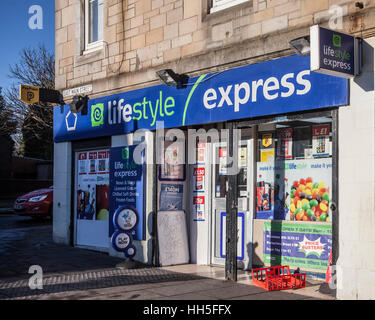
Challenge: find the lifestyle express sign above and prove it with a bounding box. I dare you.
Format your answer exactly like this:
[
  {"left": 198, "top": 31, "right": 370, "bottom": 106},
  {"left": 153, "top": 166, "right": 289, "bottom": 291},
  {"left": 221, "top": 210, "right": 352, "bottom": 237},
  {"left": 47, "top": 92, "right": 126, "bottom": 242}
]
[
  {"left": 54, "top": 55, "right": 348, "bottom": 142},
  {"left": 310, "top": 25, "right": 360, "bottom": 78}
]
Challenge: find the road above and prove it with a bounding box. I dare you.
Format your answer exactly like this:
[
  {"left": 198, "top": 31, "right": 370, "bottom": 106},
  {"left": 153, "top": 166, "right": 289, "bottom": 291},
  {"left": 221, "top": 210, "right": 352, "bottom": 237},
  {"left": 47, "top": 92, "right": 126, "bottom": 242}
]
[{"left": 0, "top": 212, "right": 52, "bottom": 230}]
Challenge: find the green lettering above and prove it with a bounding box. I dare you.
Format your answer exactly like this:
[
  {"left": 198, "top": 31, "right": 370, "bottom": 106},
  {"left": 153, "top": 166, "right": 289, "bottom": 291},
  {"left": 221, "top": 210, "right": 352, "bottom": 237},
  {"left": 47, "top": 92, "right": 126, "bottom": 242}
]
[
  {"left": 133, "top": 102, "right": 142, "bottom": 120},
  {"left": 142, "top": 97, "right": 148, "bottom": 119},
  {"left": 159, "top": 91, "right": 164, "bottom": 117},
  {"left": 164, "top": 97, "right": 175, "bottom": 116},
  {"left": 149, "top": 100, "right": 158, "bottom": 127}
]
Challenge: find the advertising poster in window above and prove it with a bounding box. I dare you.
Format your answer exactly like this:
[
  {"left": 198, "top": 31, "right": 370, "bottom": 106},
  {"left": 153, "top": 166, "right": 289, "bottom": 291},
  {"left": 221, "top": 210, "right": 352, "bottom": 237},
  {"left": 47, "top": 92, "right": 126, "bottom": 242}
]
[
  {"left": 196, "top": 142, "right": 206, "bottom": 164},
  {"left": 193, "top": 167, "right": 205, "bottom": 193},
  {"left": 277, "top": 128, "right": 293, "bottom": 159},
  {"left": 193, "top": 196, "right": 205, "bottom": 221},
  {"left": 109, "top": 145, "right": 145, "bottom": 240},
  {"left": 263, "top": 221, "right": 332, "bottom": 271},
  {"left": 76, "top": 150, "right": 110, "bottom": 221},
  {"left": 256, "top": 158, "right": 332, "bottom": 222},
  {"left": 261, "top": 133, "right": 275, "bottom": 162},
  {"left": 159, "top": 184, "right": 184, "bottom": 211},
  {"left": 261, "top": 149, "right": 275, "bottom": 162},
  {"left": 219, "top": 147, "right": 227, "bottom": 175},
  {"left": 312, "top": 124, "right": 331, "bottom": 157},
  {"left": 159, "top": 142, "right": 185, "bottom": 181}
]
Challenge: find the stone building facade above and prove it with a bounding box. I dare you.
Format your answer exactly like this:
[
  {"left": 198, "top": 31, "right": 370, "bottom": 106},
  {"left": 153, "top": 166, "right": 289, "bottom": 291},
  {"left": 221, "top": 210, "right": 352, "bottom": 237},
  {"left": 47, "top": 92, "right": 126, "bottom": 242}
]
[{"left": 54, "top": 0, "right": 375, "bottom": 300}]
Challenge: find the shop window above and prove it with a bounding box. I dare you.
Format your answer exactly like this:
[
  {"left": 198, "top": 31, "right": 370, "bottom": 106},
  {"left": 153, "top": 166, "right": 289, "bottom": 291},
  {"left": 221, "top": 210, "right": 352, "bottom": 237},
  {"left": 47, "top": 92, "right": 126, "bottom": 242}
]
[
  {"left": 255, "top": 116, "right": 333, "bottom": 223},
  {"left": 85, "top": 0, "right": 104, "bottom": 52},
  {"left": 210, "top": 0, "right": 250, "bottom": 13}
]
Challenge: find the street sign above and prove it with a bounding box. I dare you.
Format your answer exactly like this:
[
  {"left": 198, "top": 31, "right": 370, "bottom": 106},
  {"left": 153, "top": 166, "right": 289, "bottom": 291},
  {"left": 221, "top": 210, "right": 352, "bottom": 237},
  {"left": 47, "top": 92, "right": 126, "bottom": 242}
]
[
  {"left": 63, "top": 84, "right": 92, "bottom": 98},
  {"left": 19, "top": 84, "right": 39, "bottom": 104},
  {"left": 19, "top": 84, "right": 64, "bottom": 106},
  {"left": 310, "top": 25, "right": 360, "bottom": 78}
]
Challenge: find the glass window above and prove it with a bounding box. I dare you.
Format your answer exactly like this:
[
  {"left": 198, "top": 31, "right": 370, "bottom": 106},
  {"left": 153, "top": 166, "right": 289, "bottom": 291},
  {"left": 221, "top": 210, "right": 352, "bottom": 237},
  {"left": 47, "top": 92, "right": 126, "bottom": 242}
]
[
  {"left": 255, "top": 116, "right": 333, "bottom": 223},
  {"left": 86, "top": 0, "right": 104, "bottom": 49}
]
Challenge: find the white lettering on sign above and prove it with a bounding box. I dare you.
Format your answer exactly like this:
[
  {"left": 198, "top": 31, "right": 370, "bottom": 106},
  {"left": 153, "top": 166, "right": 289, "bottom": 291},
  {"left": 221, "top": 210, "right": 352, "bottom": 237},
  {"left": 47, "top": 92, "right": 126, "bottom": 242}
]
[
  {"left": 63, "top": 85, "right": 93, "bottom": 98},
  {"left": 203, "top": 70, "right": 312, "bottom": 112}
]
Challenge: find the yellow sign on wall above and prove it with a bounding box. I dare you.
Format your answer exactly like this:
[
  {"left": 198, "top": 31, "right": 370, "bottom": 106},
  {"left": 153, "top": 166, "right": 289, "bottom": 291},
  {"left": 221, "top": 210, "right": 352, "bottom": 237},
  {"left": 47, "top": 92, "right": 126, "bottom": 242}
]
[{"left": 19, "top": 85, "right": 39, "bottom": 104}]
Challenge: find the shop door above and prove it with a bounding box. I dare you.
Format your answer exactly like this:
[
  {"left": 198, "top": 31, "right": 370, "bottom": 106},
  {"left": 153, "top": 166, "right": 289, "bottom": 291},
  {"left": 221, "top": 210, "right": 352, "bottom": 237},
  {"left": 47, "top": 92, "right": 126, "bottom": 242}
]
[
  {"left": 74, "top": 149, "right": 110, "bottom": 250},
  {"left": 210, "top": 130, "right": 254, "bottom": 270}
]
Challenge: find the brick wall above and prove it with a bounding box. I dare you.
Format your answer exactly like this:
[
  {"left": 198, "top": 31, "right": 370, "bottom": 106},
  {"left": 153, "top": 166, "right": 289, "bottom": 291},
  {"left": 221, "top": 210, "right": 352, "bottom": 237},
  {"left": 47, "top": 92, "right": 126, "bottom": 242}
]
[{"left": 55, "top": 0, "right": 375, "bottom": 96}]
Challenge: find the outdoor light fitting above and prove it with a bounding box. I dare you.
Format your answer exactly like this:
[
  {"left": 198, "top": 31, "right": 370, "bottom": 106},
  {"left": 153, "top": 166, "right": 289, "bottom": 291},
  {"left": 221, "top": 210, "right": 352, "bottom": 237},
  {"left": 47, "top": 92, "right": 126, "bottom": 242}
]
[
  {"left": 289, "top": 36, "right": 311, "bottom": 56},
  {"left": 156, "top": 69, "right": 189, "bottom": 89},
  {"left": 355, "top": 2, "right": 364, "bottom": 9},
  {"left": 70, "top": 95, "right": 88, "bottom": 115}
]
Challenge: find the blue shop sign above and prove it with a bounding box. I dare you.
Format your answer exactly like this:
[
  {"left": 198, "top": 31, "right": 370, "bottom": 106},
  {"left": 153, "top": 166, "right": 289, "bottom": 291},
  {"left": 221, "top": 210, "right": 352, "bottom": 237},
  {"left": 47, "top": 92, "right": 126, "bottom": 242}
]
[
  {"left": 109, "top": 145, "right": 145, "bottom": 240},
  {"left": 54, "top": 55, "right": 348, "bottom": 142},
  {"left": 310, "top": 25, "right": 359, "bottom": 78}
]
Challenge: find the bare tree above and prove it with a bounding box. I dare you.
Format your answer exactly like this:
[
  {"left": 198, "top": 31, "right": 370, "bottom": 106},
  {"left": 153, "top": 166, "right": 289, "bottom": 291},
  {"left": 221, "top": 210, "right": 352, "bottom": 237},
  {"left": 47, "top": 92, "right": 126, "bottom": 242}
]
[
  {"left": 5, "top": 44, "right": 55, "bottom": 159},
  {"left": 0, "top": 87, "right": 16, "bottom": 137}
]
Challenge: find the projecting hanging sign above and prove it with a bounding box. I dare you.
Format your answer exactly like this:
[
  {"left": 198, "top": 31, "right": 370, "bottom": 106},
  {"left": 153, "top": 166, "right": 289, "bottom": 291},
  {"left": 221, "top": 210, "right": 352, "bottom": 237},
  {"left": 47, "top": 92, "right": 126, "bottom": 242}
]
[{"left": 310, "top": 25, "right": 360, "bottom": 78}]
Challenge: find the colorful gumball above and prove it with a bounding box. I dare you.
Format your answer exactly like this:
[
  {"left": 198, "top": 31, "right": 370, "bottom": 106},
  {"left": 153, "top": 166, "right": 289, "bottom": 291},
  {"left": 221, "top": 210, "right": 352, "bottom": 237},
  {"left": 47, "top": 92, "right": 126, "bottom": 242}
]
[
  {"left": 319, "top": 202, "right": 328, "bottom": 212},
  {"left": 290, "top": 189, "right": 295, "bottom": 198},
  {"left": 290, "top": 204, "right": 296, "bottom": 213},
  {"left": 306, "top": 209, "right": 314, "bottom": 218},
  {"left": 302, "top": 203, "right": 310, "bottom": 211},
  {"left": 310, "top": 199, "right": 318, "bottom": 207}
]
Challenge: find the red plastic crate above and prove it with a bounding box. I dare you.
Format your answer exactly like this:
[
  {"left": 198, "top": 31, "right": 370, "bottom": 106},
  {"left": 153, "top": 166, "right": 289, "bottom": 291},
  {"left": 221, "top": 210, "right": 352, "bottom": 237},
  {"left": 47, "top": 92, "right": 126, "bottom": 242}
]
[{"left": 251, "top": 266, "right": 306, "bottom": 291}]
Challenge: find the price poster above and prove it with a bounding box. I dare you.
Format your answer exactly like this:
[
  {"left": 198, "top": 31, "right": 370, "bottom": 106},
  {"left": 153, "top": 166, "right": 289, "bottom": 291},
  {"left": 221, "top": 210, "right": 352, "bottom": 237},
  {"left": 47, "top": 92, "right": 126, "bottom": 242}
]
[
  {"left": 196, "top": 142, "right": 206, "bottom": 164},
  {"left": 193, "top": 167, "right": 205, "bottom": 193},
  {"left": 277, "top": 128, "right": 293, "bottom": 159},
  {"left": 312, "top": 124, "right": 331, "bottom": 157},
  {"left": 193, "top": 196, "right": 205, "bottom": 221},
  {"left": 219, "top": 148, "right": 227, "bottom": 175}
]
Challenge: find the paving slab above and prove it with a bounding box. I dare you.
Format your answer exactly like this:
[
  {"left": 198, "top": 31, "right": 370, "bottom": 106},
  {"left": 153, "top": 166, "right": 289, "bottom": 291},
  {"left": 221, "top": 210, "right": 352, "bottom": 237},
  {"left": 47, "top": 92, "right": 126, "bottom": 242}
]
[{"left": 0, "top": 215, "right": 336, "bottom": 300}]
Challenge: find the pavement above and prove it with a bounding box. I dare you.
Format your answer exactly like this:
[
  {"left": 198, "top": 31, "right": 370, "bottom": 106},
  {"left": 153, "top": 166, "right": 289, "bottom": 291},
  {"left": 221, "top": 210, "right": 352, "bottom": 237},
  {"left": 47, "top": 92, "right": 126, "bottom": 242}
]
[{"left": 0, "top": 213, "right": 336, "bottom": 300}]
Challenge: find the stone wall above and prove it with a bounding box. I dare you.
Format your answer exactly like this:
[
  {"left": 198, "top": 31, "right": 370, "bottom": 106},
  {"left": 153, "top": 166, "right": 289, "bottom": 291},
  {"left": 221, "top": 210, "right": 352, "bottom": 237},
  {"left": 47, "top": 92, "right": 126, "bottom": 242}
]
[{"left": 55, "top": 0, "right": 375, "bottom": 99}]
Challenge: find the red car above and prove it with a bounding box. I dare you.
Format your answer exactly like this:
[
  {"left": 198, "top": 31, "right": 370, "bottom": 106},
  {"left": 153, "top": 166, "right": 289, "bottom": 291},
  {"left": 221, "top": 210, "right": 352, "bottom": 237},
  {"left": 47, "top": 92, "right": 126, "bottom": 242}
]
[{"left": 13, "top": 186, "right": 53, "bottom": 219}]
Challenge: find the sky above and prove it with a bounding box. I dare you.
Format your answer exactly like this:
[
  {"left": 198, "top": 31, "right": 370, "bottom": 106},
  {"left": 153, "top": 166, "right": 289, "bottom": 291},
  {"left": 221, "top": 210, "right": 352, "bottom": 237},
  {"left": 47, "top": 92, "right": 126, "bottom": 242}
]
[{"left": 0, "top": 0, "right": 54, "bottom": 91}]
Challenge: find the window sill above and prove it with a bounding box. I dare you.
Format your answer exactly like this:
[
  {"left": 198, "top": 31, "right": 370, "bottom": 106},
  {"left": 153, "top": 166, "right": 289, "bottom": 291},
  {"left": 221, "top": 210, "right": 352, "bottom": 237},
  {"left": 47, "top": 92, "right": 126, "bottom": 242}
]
[
  {"left": 210, "top": 0, "right": 250, "bottom": 14},
  {"left": 83, "top": 41, "right": 104, "bottom": 55}
]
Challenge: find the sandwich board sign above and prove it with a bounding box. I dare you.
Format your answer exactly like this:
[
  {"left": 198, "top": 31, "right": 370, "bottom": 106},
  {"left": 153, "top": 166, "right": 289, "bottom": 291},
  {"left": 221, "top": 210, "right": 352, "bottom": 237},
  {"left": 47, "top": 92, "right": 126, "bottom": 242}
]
[{"left": 310, "top": 25, "right": 360, "bottom": 78}]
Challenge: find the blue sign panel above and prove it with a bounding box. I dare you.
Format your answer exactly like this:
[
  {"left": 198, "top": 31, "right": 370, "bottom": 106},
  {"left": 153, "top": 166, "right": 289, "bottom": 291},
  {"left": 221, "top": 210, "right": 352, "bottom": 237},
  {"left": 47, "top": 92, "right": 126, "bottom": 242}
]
[
  {"left": 109, "top": 145, "right": 145, "bottom": 240},
  {"left": 319, "top": 27, "right": 355, "bottom": 77},
  {"left": 54, "top": 55, "right": 348, "bottom": 142}
]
